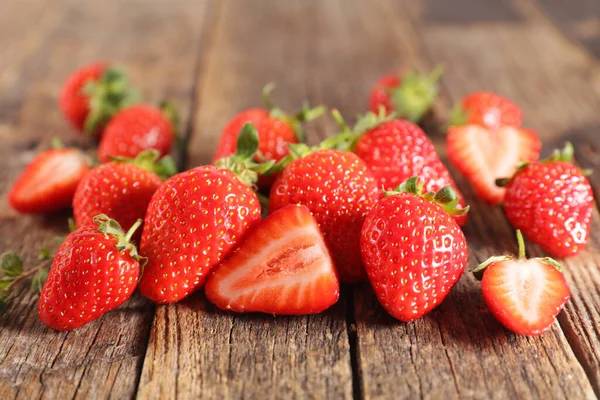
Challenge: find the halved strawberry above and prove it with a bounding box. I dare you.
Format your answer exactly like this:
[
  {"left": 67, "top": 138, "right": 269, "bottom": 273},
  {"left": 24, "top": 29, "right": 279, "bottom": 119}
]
[
  {"left": 205, "top": 204, "right": 340, "bottom": 315},
  {"left": 8, "top": 148, "right": 90, "bottom": 214},
  {"left": 473, "top": 231, "right": 571, "bottom": 336},
  {"left": 446, "top": 125, "right": 541, "bottom": 204}
]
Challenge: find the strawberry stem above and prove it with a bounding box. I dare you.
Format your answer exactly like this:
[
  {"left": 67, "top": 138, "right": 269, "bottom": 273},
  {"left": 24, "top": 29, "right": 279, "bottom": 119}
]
[{"left": 516, "top": 230, "right": 526, "bottom": 260}]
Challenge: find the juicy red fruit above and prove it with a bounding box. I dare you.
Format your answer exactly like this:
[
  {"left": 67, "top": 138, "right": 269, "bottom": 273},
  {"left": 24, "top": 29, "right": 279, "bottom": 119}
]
[
  {"left": 8, "top": 148, "right": 90, "bottom": 214},
  {"left": 453, "top": 91, "right": 522, "bottom": 130},
  {"left": 504, "top": 161, "right": 593, "bottom": 258},
  {"left": 481, "top": 258, "right": 570, "bottom": 336},
  {"left": 139, "top": 166, "right": 262, "bottom": 303},
  {"left": 98, "top": 105, "right": 175, "bottom": 162},
  {"left": 205, "top": 204, "right": 339, "bottom": 315},
  {"left": 354, "top": 119, "right": 467, "bottom": 226},
  {"left": 59, "top": 62, "right": 106, "bottom": 131},
  {"left": 269, "top": 149, "right": 379, "bottom": 283},
  {"left": 38, "top": 218, "right": 142, "bottom": 331},
  {"left": 361, "top": 192, "right": 468, "bottom": 322}
]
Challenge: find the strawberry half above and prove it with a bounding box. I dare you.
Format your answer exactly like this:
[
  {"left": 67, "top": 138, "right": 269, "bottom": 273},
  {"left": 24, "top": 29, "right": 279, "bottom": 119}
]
[
  {"left": 473, "top": 230, "right": 570, "bottom": 336},
  {"left": 446, "top": 124, "right": 541, "bottom": 204},
  {"left": 449, "top": 91, "right": 522, "bottom": 130},
  {"left": 8, "top": 148, "right": 90, "bottom": 214},
  {"left": 205, "top": 204, "right": 339, "bottom": 315}
]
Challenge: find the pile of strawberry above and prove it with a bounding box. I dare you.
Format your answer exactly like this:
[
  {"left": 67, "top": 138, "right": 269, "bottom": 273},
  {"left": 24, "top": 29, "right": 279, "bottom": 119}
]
[{"left": 1, "top": 65, "right": 593, "bottom": 337}]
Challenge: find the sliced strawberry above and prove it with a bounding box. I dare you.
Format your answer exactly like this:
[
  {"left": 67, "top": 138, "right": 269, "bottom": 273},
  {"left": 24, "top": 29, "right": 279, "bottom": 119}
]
[
  {"left": 8, "top": 148, "right": 90, "bottom": 214},
  {"left": 205, "top": 204, "right": 340, "bottom": 315},
  {"left": 481, "top": 259, "right": 570, "bottom": 336},
  {"left": 446, "top": 125, "right": 541, "bottom": 204}
]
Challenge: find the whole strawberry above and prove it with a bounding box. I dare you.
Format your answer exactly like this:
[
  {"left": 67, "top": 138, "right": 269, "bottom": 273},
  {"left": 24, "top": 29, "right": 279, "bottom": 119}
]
[
  {"left": 360, "top": 177, "right": 469, "bottom": 322},
  {"left": 98, "top": 104, "right": 177, "bottom": 162},
  {"left": 212, "top": 84, "right": 324, "bottom": 189},
  {"left": 268, "top": 149, "right": 379, "bottom": 283},
  {"left": 38, "top": 215, "right": 144, "bottom": 331},
  {"left": 501, "top": 143, "right": 593, "bottom": 258},
  {"left": 449, "top": 91, "right": 522, "bottom": 130},
  {"left": 334, "top": 110, "right": 467, "bottom": 226},
  {"left": 59, "top": 62, "right": 139, "bottom": 135},
  {"left": 472, "top": 230, "right": 570, "bottom": 336},
  {"left": 8, "top": 147, "right": 90, "bottom": 214},
  {"left": 73, "top": 150, "right": 175, "bottom": 234},
  {"left": 369, "top": 66, "right": 442, "bottom": 123},
  {"left": 138, "top": 124, "right": 267, "bottom": 303}
]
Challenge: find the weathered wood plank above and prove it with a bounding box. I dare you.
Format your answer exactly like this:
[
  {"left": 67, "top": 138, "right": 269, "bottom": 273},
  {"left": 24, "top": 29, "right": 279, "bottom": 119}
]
[
  {"left": 0, "top": 0, "right": 209, "bottom": 398},
  {"left": 350, "top": 0, "right": 598, "bottom": 398},
  {"left": 137, "top": 1, "right": 355, "bottom": 399}
]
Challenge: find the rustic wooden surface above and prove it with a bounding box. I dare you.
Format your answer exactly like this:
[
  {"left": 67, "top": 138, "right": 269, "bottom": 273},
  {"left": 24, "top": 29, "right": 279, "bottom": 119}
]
[{"left": 1, "top": 0, "right": 600, "bottom": 399}]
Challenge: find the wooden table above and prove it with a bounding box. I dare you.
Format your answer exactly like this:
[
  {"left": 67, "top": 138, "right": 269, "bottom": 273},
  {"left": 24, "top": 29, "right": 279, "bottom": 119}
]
[{"left": 2, "top": 0, "right": 600, "bottom": 398}]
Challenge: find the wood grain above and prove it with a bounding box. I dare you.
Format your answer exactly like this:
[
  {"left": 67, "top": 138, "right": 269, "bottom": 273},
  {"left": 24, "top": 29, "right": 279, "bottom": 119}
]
[
  {"left": 137, "top": 1, "right": 354, "bottom": 398},
  {"left": 0, "top": 0, "right": 210, "bottom": 398}
]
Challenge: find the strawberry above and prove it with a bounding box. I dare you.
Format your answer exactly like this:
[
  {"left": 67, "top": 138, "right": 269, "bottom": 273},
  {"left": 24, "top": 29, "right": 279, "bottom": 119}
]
[
  {"left": 138, "top": 124, "right": 269, "bottom": 303},
  {"left": 59, "top": 62, "right": 139, "bottom": 135},
  {"left": 38, "top": 215, "right": 145, "bottom": 331},
  {"left": 73, "top": 150, "right": 175, "bottom": 235},
  {"left": 8, "top": 147, "right": 90, "bottom": 214},
  {"left": 205, "top": 204, "right": 339, "bottom": 315},
  {"left": 333, "top": 110, "right": 467, "bottom": 226},
  {"left": 472, "top": 230, "right": 570, "bottom": 336},
  {"left": 97, "top": 103, "right": 177, "bottom": 163},
  {"left": 446, "top": 124, "right": 541, "bottom": 204},
  {"left": 212, "top": 84, "right": 324, "bottom": 189},
  {"left": 501, "top": 143, "right": 593, "bottom": 258},
  {"left": 449, "top": 91, "right": 522, "bottom": 130},
  {"left": 360, "top": 177, "right": 469, "bottom": 322},
  {"left": 369, "top": 66, "right": 442, "bottom": 123},
  {"left": 268, "top": 149, "right": 379, "bottom": 283}
]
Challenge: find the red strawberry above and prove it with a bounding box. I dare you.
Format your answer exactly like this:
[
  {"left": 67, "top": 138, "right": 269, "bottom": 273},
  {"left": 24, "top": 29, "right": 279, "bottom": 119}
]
[
  {"left": 98, "top": 104, "right": 177, "bottom": 163},
  {"left": 38, "top": 215, "right": 145, "bottom": 331},
  {"left": 73, "top": 150, "right": 174, "bottom": 235},
  {"left": 501, "top": 143, "right": 593, "bottom": 258},
  {"left": 361, "top": 178, "right": 469, "bottom": 322},
  {"left": 268, "top": 149, "right": 379, "bottom": 283},
  {"left": 212, "top": 85, "right": 324, "bottom": 189},
  {"left": 446, "top": 124, "right": 541, "bottom": 204},
  {"left": 8, "top": 147, "right": 90, "bottom": 214},
  {"left": 450, "top": 91, "right": 522, "bottom": 130},
  {"left": 473, "top": 230, "right": 570, "bottom": 336},
  {"left": 369, "top": 66, "right": 442, "bottom": 123},
  {"left": 59, "top": 62, "right": 139, "bottom": 135},
  {"left": 205, "top": 204, "right": 339, "bottom": 315},
  {"left": 139, "top": 124, "right": 267, "bottom": 303},
  {"left": 334, "top": 111, "right": 467, "bottom": 226}
]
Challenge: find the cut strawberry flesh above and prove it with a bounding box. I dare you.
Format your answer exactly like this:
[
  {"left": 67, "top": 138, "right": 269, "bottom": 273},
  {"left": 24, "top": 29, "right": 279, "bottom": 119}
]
[
  {"left": 205, "top": 204, "right": 340, "bottom": 315},
  {"left": 482, "top": 259, "right": 570, "bottom": 336},
  {"left": 9, "top": 149, "right": 89, "bottom": 213},
  {"left": 447, "top": 125, "right": 540, "bottom": 204}
]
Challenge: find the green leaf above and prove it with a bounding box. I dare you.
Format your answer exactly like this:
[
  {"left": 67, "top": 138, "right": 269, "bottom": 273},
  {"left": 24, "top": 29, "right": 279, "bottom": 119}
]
[
  {"left": 154, "top": 156, "right": 178, "bottom": 179},
  {"left": 31, "top": 268, "right": 49, "bottom": 293},
  {"left": 0, "top": 252, "right": 23, "bottom": 278},
  {"left": 38, "top": 249, "right": 53, "bottom": 261},
  {"left": 235, "top": 123, "right": 260, "bottom": 159},
  {"left": 68, "top": 218, "right": 78, "bottom": 232},
  {"left": 51, "top": 137, "right": 64, "bottom": 149}
]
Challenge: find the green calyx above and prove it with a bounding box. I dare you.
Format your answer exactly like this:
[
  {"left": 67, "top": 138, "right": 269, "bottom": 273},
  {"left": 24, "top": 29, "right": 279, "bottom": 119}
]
[
  {"left": 94, "top": 214, "right": 147, "bottom": 269},
  {"left": 109, "top": 149, "right": 178, "bottom": 180},
  {"left": 160, "top": 101, "right": 186, "bottom": 151},
  {"left": 83, "top": 66, "right": 140, "bottom": 135},
  {"left": 384, "top": 176, "right": 470, "bottom": 217},
  {"left": 262, "top": 83, "right": 326, "bottom": 143},
  {"left": 325, "top": 107, "right": 396, "bottom": 153},
  {"left": 215, "top": 123, "right": 275, "bottom": 187},
  {"left": 471, "top": 230, "right": 563, "bottom": 281},
  {"left": 390, "top": 65, "right": 443, "bottom": 123},
  {"left": 448, "top": 103, "right": 470, "bottom": 127}
]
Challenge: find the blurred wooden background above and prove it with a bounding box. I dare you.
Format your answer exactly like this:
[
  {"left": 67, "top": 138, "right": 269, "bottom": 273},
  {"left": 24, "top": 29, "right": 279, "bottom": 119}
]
[{"left": 1, "top": 0, "right": 600, "bottom": 398}]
